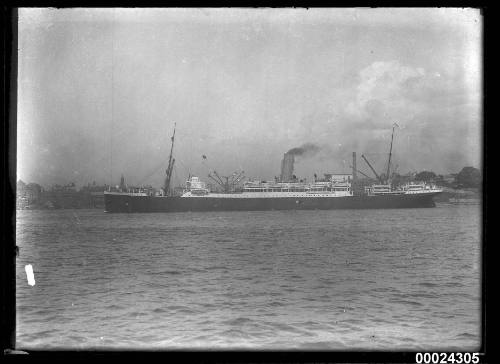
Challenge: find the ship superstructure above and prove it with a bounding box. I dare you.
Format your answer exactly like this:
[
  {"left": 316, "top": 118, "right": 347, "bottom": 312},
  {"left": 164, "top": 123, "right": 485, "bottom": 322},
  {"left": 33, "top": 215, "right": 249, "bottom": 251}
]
[
  {"left": 180, "top": 176, "right": 352, "bottom": 198},
  {"left": 364, "top": 182, "right": 442, "bottom": 196}
]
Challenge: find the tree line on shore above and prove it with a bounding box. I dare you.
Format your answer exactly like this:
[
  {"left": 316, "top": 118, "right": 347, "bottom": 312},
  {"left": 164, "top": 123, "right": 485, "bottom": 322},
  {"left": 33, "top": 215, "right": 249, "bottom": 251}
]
[{"left": 406, "top": 166, "right": 481, "bottom": 189}]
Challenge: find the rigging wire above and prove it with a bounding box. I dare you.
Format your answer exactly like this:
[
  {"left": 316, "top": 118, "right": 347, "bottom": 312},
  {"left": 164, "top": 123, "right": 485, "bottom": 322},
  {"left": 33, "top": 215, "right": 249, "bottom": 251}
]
[
  {"left": 136, "top": 159, "right": 166, "bottom": 186},
  {"left": 174, "top": 157, "right": 191, "bottom": 181},
  {"left": 172, "top": 165, "right": 183, "bottom": 188}
]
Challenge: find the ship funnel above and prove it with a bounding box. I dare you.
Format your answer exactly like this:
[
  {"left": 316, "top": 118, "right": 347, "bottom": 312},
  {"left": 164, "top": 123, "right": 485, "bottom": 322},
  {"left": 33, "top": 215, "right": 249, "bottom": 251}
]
[{"left": 280, "top": 153, "right": 295, "bottom": 182}]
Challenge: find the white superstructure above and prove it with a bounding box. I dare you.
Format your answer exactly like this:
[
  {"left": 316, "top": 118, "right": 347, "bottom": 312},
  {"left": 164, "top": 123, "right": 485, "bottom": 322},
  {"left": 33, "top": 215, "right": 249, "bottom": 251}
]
[
  {"left": 401, "top": 182, "right": 442, "bottom": 194},
  {"left": 181, "top": 176, "right": 352, "bottom": 198},
  {"left": 364, "top": 181, "right": 443, "bottom": 196}
]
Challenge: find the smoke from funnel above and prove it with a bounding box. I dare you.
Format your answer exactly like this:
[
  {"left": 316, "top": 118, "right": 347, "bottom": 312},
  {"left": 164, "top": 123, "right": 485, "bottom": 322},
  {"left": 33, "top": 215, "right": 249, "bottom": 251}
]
[
  {"left": 286, "top": 143, "right": 321, "bottom": 157},
  {"left": 280, "top": 143, "right": 323, "bottom": 182}
]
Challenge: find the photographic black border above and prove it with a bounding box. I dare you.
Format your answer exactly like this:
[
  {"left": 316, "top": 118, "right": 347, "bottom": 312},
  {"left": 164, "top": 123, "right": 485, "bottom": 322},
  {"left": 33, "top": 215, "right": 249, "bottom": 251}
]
[{"left": 2, "top": 5, "right": 490, "bottom": 363}]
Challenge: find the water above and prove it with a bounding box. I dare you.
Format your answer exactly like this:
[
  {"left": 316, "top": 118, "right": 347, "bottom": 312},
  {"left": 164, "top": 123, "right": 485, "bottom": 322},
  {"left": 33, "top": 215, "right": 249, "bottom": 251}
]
[{"left": 15, "top": 204, "right": 482, "bottom": 350}]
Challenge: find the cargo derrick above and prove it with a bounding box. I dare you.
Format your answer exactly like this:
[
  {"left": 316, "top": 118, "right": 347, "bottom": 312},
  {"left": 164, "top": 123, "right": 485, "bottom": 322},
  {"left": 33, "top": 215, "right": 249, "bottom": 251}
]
[
  {"left": 208, "top": 170, "right": 245, "bottom": 193},
  {"left": 361, "top": 154, "right": 383, "bottom": 183}
]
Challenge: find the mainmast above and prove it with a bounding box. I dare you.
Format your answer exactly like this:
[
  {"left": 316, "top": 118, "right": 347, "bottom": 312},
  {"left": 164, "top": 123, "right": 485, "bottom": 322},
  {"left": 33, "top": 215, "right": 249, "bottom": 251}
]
[{"left": 164, "top": 123, "right": 176, "bottom": 195}]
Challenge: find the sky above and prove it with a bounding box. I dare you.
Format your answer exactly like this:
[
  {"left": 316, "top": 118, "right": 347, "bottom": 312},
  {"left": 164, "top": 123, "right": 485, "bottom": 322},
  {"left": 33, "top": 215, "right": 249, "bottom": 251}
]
[{"left": 17, "top": 8, "right": 482, "bottom": 188}]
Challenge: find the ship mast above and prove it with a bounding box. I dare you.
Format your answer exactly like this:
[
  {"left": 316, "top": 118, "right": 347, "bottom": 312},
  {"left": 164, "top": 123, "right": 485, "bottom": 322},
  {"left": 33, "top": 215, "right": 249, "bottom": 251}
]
[
  {"left": 385, "top": 123, "right": 398, "bottom": 184},
  {"left": 164, "top": 123, "right": 176, "bottom": 195}
]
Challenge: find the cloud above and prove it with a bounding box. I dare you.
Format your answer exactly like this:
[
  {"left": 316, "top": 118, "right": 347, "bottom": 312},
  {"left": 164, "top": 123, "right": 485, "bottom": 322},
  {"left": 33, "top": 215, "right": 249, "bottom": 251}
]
[
  {"left": 287, "top": 60, "right": 481, "bottom": 176},
  {"left": 345, "top": 61, "right": 426, "bottom": 126}
]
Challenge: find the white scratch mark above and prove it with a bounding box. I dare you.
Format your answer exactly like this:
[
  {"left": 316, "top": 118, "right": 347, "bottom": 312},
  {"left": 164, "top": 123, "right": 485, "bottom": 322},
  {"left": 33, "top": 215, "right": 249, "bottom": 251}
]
[{"left": 25, "top": 264, "right": 35, "bottom": 286}]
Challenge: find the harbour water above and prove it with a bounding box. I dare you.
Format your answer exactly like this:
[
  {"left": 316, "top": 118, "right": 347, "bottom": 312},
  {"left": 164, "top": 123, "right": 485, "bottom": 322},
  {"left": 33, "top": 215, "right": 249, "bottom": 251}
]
[{"left": 15, "top": 204, "right": 482, "bottom": 350}]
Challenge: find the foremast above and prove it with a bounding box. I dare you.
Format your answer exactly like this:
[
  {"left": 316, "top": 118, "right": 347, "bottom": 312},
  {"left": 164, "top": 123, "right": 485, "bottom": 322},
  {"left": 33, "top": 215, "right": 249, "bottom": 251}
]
[
  {"left": 164, "top": 123, "right": 176, "bottom": 195},
  {"left": 385, "top": 123, "right": 398, "bottom": 184}
]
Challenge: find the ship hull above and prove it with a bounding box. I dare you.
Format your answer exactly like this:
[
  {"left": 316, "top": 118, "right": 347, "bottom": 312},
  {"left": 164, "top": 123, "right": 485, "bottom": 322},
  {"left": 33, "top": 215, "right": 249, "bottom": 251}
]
[{"left": 104, "top": 193, "right": 441, "bottom": 213}]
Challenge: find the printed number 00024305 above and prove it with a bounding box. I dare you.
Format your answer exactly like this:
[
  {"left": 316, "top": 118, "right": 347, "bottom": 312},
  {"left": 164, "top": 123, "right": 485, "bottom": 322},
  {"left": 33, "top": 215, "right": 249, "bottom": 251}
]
[{"left": 415, "top": 353, "right": 480, "bottom": 364}]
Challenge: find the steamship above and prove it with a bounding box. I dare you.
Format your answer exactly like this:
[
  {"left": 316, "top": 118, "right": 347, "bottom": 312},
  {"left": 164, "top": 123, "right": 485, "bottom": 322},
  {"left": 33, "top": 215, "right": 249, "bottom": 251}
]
[{"left": 104, "top": 125, "right": 442, "bottom": 213}]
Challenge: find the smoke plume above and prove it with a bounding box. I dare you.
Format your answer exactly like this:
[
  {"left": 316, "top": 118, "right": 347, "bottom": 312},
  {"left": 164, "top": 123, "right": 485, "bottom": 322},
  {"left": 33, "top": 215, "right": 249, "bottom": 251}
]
[{"left": 286, "top": 143, "right": 322, "bottom": 158}]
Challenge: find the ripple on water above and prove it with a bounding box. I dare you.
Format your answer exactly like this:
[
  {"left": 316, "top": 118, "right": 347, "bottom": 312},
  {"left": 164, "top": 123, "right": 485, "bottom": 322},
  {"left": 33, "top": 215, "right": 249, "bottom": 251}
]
[{"left": 15, "top": 207, "right": 481, "bottom": 350}]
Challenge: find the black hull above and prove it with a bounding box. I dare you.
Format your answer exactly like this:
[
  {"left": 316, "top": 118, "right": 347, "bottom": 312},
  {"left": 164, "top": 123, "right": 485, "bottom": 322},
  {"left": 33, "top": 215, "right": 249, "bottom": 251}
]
[{"left": 104, "top": 193, "right": 441, "bottom": 213}]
